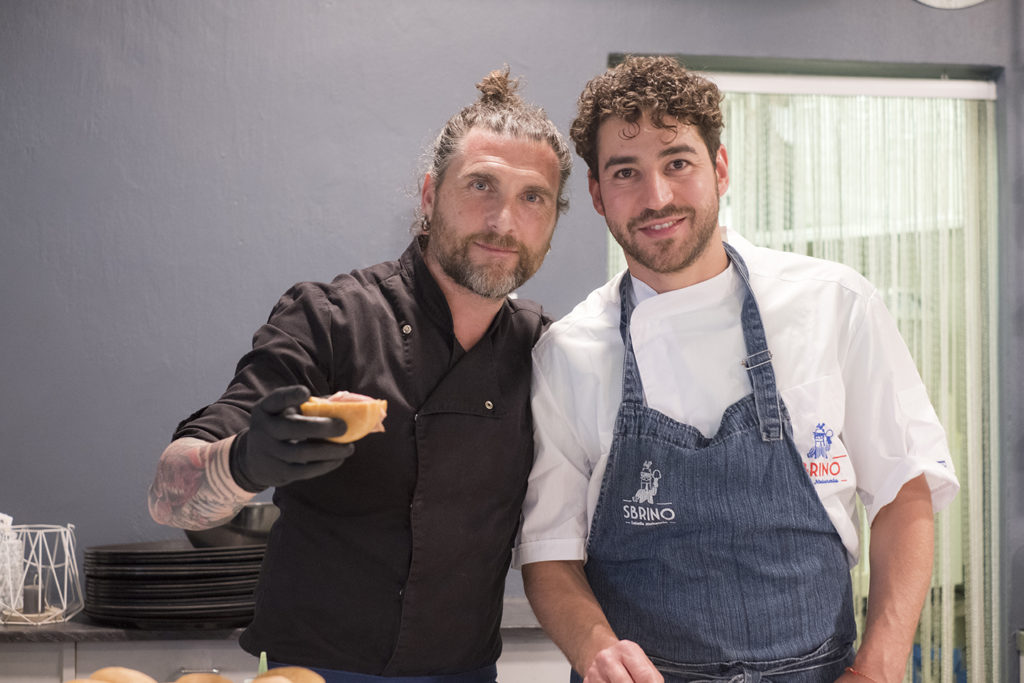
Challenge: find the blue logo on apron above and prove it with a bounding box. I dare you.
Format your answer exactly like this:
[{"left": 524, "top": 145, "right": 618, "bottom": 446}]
[
  {"left": 804, "top": 422, "right": 848, "bottom": 485},
  {"left": 806, "top": 422, "right": 833, "bottom": 459}
]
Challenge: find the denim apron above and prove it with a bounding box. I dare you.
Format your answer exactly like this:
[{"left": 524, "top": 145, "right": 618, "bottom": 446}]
[{"left": 581, "top": 244, "right": 856, "bottom": 682}]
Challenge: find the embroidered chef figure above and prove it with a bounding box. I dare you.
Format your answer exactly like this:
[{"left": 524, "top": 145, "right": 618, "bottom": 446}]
[
  {"left": 632, "top": 461, "right": 661, "bottom": 505},
  {"left": 807, "top": 423, "right": 833, "bottom": 460}
]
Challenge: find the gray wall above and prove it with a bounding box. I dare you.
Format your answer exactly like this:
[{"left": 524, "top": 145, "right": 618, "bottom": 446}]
[{"left": 1, "top": 0, "right": 1020, "bottom": 676}]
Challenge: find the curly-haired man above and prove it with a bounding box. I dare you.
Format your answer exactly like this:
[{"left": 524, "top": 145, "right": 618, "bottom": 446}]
[{"left": 515, "top": 56, "right": 959, "bottom": 683}]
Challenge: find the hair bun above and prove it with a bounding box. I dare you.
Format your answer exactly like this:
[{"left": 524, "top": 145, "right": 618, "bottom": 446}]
[{"left": 476, "top": 65, "right": 522, "bottom": 107}]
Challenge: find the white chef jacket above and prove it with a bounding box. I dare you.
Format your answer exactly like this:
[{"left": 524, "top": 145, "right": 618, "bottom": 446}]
[{"left": 514, "top": 229, "right": 960, "bottom": 568}]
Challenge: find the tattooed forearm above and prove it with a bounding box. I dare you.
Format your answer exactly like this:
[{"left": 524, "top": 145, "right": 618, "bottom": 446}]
[{"left": 148, "top": 436, "right": 255, "bottom": 529}]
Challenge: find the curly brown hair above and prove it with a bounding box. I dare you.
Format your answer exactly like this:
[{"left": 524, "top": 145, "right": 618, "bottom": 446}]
[{"left": 570, "top": 56, "right": 724, "bottom": 175}]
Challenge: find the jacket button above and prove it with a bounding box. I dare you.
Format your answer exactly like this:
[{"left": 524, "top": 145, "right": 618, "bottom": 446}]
[
  {"left": 401, "top": 323, "right": 413, "bottom": 335},
  {"left": 484, "top": 400, "right": 494, "bottom": 410}
]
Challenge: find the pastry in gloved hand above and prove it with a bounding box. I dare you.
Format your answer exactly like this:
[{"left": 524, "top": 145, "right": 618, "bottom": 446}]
[
  {"left": 229, "top": 385, "right": 356, "bottom": 493},
  {"left": 299, "top": 391, "right": 387, "bottom": 444}
]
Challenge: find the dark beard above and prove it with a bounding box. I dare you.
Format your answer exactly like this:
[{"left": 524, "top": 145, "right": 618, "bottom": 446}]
[{"left": 614, "top": 202, "right": 718, "bottom": 275}]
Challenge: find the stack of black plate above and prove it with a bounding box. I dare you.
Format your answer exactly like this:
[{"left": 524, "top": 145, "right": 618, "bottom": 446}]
[{"left": 83, "top": 539, "right": 263, "bottom": 629}]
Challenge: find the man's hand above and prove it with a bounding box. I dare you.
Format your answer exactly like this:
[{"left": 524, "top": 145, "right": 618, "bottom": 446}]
[
  {"left": 230, "top": 385, "right": 354, "bottom": 492},
  {"left": 583, "top": 640, "right": 663, "bottom": 683},
  {"left": 522, "top": 560, "right": 663, "bottom": 683}
]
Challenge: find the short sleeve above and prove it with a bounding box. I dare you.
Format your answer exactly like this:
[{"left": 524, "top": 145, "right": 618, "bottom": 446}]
[
  {"left": 840, "top": 291, "right": 960, "bottom": 523},
  {"left": 512, "top": 346, "right": 591, "bottom": 568}
]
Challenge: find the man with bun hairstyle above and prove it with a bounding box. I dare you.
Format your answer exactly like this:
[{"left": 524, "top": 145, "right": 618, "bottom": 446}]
[
  {"left": 149, "top": 67, "right": 571, "bottom": 682},
  {"left": 515, "top": 56, "right": 959, "bottom": 683}
]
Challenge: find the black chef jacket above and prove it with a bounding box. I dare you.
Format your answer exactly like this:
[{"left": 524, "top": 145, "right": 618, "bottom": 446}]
[{"left": 174, "top": 238, "right": 548, "bottom": 674}]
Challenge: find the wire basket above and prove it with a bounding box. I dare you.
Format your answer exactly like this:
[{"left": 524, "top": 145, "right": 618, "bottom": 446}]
[{"left": 0, "top": 524, "right": 83, "bottom": 624}]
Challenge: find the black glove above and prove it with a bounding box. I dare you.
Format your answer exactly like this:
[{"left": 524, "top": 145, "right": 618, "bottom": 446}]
[{"left": 229, "top": 385, "right": 354, "bottom": 492}]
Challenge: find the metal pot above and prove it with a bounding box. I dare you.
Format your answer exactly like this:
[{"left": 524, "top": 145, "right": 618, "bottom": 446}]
[{"left": 184, "top": 502, "right": 280, "bottom": 548}]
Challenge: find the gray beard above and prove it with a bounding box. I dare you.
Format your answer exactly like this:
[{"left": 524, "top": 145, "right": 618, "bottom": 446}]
[
  {"left": 424, "top": 193, "right": 552, "bottom": 299},
  {"left": 431, "top": 229, "right": 531, "bottom": 299},
  {"left": 439, "top": 249, "right": 523, "bottom": 299}
]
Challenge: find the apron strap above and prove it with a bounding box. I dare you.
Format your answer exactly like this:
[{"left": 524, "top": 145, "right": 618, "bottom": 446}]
[
  {"left": 725, "top": 242, "right": 784, "bottom": 442},
  {"left": 618, "top": 274, "right": 647, "bottom": 406}
]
